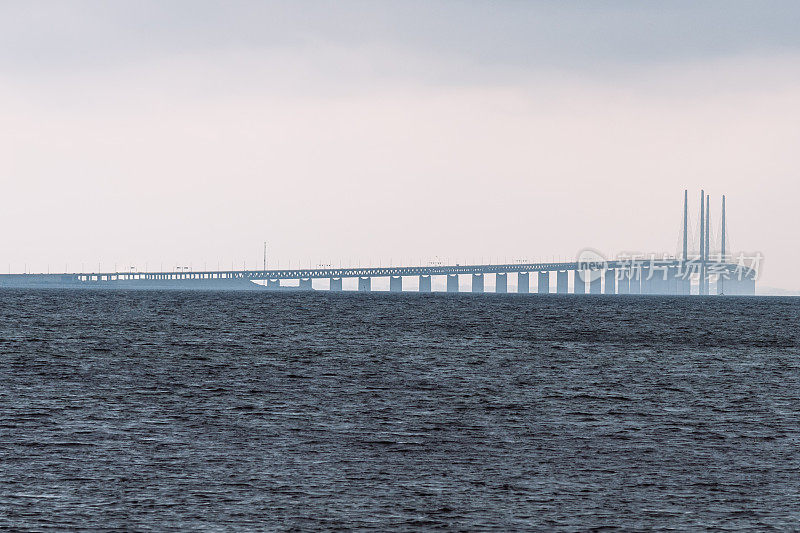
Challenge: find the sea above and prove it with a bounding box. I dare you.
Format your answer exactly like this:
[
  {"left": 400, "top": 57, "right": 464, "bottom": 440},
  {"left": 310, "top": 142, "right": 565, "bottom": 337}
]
[{"left": 1, "top": 290, "right": 798, "bottom": 530}]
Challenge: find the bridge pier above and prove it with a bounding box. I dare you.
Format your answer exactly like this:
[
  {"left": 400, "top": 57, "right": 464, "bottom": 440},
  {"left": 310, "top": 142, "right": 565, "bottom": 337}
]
[
  {"left": 667, "top": 266, "right": 678, "bottom": 295},
  {"left": 390, "top": 276, "right": 402, "bottom": 292},
  {"left": 654, "top": 267, "right": 666, "bottom": 294},
  {"left": 629, "top": 267, "right": 641, "bottom": 294},
  {"left": 447, "top": 274, "right": 459, "bottom": 293},
  {"left": 299, "top": 278, "right": 313, "bottom": 290},
  {"left": 589, "top": 272, "right": 601, "bottom": 294},
  {"left": 419, "top": 275, "right": 431, "bottom": 292},
  {"left": 495, "top": 273, "right": 507, "bottom": 293},
  {"left": 711, "top": 274, "right": 721, "bottom": 296},
  {"left": 556, "top": 271, "right": 568, "bottom": 294},
  {"left": 330, "top": 278, "right": 342, "bottom": 291},
  {"left": 604, "top": 269, "right": 616, "bottom": 295},
  {"left": 725, "top": 276, "right": 739, "bottom": 295},
  {"left": 472, "top": 274, "right": 484, "bottom": 293},
  {"left": 641, "top": 266, "right": 652, "bottom": 294},
  {"left": 573, "top": 270, "right": 585, "bottom": 294},
  {"left": 617, "top": 270, "right": 630, "bottom": 294},
  {"left": 518, "top": 272, "right": 529, "bottom": 293},
  {"left": 721, "top": 274, "right": 736, "bottom": 295},
  {"left": 679, "top": 270, "right": 691, "bottom": 295},
  {"left": 267, "top": 279, "right": 281, "bottom": 290},
  {"left": 358, "top": 277, "right": 371, "bottom": 292},
  {"left": 742, "top": 274, "right": 756, "bottom": 295},
  {"left": 653, "top": 267, "right": 667, "bottom": 294},
  {"left": 660, "top": 267, "right": 672, "bottom": 294},
  {"left": 700, "top": 265, "right": 711, "bottom": 296},
  {"left": 683, "top": 261, "right": 700, "bottom": 295},
  {"left": 537, "top": 272, "right": 550, "bottom": 294}
]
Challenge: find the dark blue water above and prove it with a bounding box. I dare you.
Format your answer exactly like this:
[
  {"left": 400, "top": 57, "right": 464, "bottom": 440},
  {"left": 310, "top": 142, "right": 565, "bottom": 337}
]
[{"left": 1, "top": 290, "right": 798, "bottom": 530}]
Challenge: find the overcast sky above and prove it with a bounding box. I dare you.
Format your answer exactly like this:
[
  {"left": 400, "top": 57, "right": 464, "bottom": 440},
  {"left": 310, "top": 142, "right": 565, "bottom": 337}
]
[{"left": 2, "top": 1, "right": 799, "bottom": 289}]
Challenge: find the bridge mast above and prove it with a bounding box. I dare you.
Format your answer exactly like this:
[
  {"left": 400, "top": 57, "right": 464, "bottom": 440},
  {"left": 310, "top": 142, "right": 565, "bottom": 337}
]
[
  {"left": 705, "top": 194, "right": 711, "bottom": 295},
  {"left": 699, "top": 189, "right": 705, "bottom": 294},
  {"left": 682, "top": 189, "right": 688, "bottom": 260},
  {"left": 721, "top": 195, "right": 726, "bottom": 260},
  {"left": 719, "top": 195, "right": 727, "bottom": 295}
]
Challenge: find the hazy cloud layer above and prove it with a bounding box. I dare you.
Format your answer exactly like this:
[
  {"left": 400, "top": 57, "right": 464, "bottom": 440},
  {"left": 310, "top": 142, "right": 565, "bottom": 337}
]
[{"left": 3, "top": 1, "right": 800, "bottom": 75}]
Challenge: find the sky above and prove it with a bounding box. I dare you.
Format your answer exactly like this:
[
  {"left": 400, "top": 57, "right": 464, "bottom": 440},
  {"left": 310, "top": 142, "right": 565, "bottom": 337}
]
[{"left": 1, "top": 1, "right": 799, "bottom": 289}]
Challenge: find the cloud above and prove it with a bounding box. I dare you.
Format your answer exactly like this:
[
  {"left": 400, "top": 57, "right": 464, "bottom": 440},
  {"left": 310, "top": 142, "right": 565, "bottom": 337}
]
[{"left": 2, "top": 1, "right": 800, "bottom": 78}]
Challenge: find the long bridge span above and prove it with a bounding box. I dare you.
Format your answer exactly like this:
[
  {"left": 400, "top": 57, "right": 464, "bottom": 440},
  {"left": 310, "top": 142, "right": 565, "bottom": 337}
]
[{"left": 0, "top": 258, "right": 756, "bottom": 295}]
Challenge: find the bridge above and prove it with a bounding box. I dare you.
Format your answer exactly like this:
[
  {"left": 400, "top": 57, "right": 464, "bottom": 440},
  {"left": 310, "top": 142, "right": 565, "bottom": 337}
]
[
  {"left": 0, "top": 190, "right": 758, "bottom": 295},
  {"left": 0, "top": 258, "right": 756, "bottom": 295}
]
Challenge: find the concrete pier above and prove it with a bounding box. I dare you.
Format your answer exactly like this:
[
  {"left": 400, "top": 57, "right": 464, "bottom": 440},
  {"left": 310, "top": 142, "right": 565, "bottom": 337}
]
[
  {"left": 299, "top": 278, "right": 313, "bottom": 290},
  {"left": 721, "top": 276, "right": 736, "bottom": 295},
  {"left": 647, "top": 269, "right": 658, "bottom": 294},
  {"left": 629, "top": 268, "right": 641, "bottom": 294},
  {"left": 667, "top": 267, "right": 678, "bottom": 295},
  {"left": 641, "top": 266, "right": 652, "bottom": 294},
  {"left": 330, "top": 278, "right": 343, "bottom": 291},
  {"left": 419, "top": 275, "right": 431, "bottom": 293},
  {"left": 743, "top": 275, "right": 756, "bottom": 295},
  {"left": 495, "top": 273, "right": 507, "bottom": 294},
  {"left": 604, "top": 269, "right": 616, "bottom": 295},
  {"left": 573, "top": 270, "right": 585, "bottom": 294},
  {"left": 689, "top": 262, "right": 702, "bottom": 295},
  {"left": 617, "top": 270, "right": 630, "bottom": 295},
  {"left": 589, "top": 273, "right": 601, "bottom": 294},
  {"left": 390, "top": 276, "right": 402, "bottom": 292},
  {"left": 538, "top": 271, "right": 550, "bottom": 294},
  {"left": 447, "top": 274, "right": 459, "bottom": 293},
  {"left": 653, "top": 267, "right": 668, "bottom": 295},
  {"left": 472, "top": 273, "right": 484, "bottom": 293},
  {"left": 720, "top": 275, "right": 735, "bottom": 295},
  {"left": 680, "top": 273, "right": 691, "bottom": 295},
  {"left": 267, "top": 279, "right": 280, "bottom": 289},
  {"left": 556, "top": 271, "right": 568, "bottom": 294},
  {"left": 358, "top": 277, "right": 371, "bottom": 292},
  {"left": 518, "top": 272, "right": 529, "bottom": 294}
]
